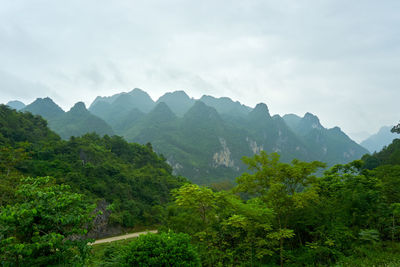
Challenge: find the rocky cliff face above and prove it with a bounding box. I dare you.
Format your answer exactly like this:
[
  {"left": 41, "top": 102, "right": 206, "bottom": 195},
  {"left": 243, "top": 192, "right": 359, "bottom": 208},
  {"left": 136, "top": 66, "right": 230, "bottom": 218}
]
[
  {"left": 87, "top": 200, "right": 122, "bottom": 239},
  {"left": 213, "top": 138, "right": 237, "bottom": 169}
]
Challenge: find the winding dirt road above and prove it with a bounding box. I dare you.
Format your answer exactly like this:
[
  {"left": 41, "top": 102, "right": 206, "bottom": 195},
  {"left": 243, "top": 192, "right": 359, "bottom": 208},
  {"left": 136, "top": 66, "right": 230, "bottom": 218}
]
[{"left": 92, "top": 230, "right": 158, "bottom": 245}]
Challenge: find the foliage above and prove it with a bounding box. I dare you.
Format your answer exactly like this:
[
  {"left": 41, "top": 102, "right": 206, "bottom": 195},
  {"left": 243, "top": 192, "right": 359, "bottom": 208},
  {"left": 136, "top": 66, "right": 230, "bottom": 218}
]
[
  {"left": 391, "top": 123, "right": 400, "bottom": 134},
  {"left": 362, "top": 139, "right": 400, "bottom": 169},
  {"left": 0, "top": 104, "right": 187, "bottom": 228},
  {"left": 166, "top": 183, "right": 275, "bottom": 266},
  {"left": 0, "top": 176, "right": 95, "bottom": 266},
  {"left": 236, "top": 151, "right": 325, "bottom": 266},
  {"left": 120, "top": 232, "right": 200, "bottom": 266}
]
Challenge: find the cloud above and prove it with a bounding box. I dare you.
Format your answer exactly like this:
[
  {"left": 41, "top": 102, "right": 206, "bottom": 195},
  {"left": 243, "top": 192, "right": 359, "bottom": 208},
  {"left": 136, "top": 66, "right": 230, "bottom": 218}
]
[
  {"left": 0, "top": 69, "right": 56, "bottom": 104},
  {"left": 0, "top": 0, "right": 399, "bottom": 137}
]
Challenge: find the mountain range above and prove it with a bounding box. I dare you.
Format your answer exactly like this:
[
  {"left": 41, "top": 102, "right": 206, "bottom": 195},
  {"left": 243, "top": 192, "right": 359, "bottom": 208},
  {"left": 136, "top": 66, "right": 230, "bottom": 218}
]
[
  {"left": 21, "top": 97, "right": 114, "bottom": 140},
  {"left": 6, "top": 88, "right": 369, "bottom": 183}
]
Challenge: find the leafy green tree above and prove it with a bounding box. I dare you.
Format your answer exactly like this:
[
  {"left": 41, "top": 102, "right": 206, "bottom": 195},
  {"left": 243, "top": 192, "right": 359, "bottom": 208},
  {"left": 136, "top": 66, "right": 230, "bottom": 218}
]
[
  {"left": 168, "top": 183, "right": 275, "bottom": 266},
  {"left": 121, "top": 232, "right": 200, "bottom": 266},
  {"left": 236, "top": 151, "right": 325, "bottom": 266},
  {"left": 0, "top": 145, "right": 30, "bottom": 206},
  {"left": 0, "top": 176, "right": 95, "bottom": 266}
]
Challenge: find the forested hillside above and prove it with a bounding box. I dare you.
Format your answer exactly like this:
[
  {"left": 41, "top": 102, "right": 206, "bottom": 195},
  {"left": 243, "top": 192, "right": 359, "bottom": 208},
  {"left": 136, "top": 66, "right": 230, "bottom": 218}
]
[
  {"left": 361, "top": 125, "right": 397, "bottom": 153},
  {"left": 0, "top": 104, "right": 187, "bottom": 229}
]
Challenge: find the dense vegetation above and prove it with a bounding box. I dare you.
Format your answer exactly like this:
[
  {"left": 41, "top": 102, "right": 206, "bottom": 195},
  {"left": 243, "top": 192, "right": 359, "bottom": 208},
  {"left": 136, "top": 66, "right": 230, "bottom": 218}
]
[
  {"left": 1, "top": 104, "right": 399, "bottom": 266},
  {"left": 0, "top": 104, "right": 187, "bottom": 228},
  {"left": 159, "top": 151, "right": 400, "bottom": 266}
]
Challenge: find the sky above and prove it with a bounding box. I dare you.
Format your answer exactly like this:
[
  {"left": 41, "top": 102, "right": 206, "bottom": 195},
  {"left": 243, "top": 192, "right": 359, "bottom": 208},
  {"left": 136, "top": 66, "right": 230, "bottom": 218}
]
[{"left": 1, "top": 0, "right": 399, "bottom": 142}]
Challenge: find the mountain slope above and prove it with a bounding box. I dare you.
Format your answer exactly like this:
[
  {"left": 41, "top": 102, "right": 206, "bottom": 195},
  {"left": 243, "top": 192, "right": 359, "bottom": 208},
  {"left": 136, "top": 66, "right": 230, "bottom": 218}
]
[
  {"left": 23, "top": 98, "right": 114, "bottom": 139},
  {"left": 283, "top": 112, "right": 369, "bottom": 164},
  {"left": 6, "top": 100, "right": 25, "bottom": 110},
  {"left": 360, "top": 126, "right": 397, "bottom": 153},
  {"left": 50, "top": 102, "right": 114, "bottom": 139},
  {"left": 199, "top": 95, "right": 251, "bottom": 118},
  {"left": 89, "top": 88, "right": 155, "bottom": 119},
  {"left": 23, "top": 97, "right": 65, "bottom": 120},
  {"left": 15, "top": 89, "right": 369, "bottom": 184},
  {"left": 156, "top": 91, "right": 195, "bottom": 116}
]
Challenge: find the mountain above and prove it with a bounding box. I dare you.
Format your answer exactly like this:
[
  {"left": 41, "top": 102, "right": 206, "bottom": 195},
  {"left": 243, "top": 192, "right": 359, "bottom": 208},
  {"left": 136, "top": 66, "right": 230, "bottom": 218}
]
[
  {"left": 23, "top": 97, "right": 65, "bottom": 120},
  {"left": 89, "top": 88, "right": 155, "bottom": 130},
  {"left": 244, "top": 105, "right": 310, "bottom": 162},
  {"left": 281, "top": 113, "right": 301, "bottom": 130},
  {"left": 22, "top": 98, "right": 114, "bottom": 139},
  {"left": 16, "top": 89, "right": 368, "bottom": 184},
  {"left": 156, "top": 91, "right": 195, "bottom": 116},
  {"left": 283, "top": 112, "right": 369, "bottom": 164},
  {"left": 120, "top": 97, "right": 366, "bottom": 183},
  {"left": 6, "top": 100, "right": 25, "bottom": 110},
  {"left": 50, "top": 102, "right": 114, "bottom": 139},
  {"left": 199, "top": 95, "right": 251, "bottom": 118},
  {"left": 112, "top": 108, "right": 145, "bottom": 133},
  {"left": 360, "top": 126, "right": 397, "bottom": 153}
]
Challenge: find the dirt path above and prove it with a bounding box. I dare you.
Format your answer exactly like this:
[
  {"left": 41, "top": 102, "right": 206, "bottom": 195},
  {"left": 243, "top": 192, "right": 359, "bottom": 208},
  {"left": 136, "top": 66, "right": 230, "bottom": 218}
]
[{"left": 92, "top": 230, "right": 158, "bottom": 245}]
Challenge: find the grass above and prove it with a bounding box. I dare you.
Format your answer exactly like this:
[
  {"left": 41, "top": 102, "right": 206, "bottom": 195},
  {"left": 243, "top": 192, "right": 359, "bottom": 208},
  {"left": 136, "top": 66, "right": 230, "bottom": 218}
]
[{"left": 335, "top": 242, "right": 400, "bottom": 267}]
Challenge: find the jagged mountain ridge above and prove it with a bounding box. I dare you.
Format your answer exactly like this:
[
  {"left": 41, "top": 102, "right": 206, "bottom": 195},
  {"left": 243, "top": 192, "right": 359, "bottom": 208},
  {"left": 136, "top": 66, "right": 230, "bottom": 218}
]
[
  {"left": 86, "top": 89, "right": 367, "bottom": 183},
  {"left": 22, "top": 98, "right": 114, "bottom": 139},
  {"left": 7, "top": 89, "right": 369, "bottom": 183}
]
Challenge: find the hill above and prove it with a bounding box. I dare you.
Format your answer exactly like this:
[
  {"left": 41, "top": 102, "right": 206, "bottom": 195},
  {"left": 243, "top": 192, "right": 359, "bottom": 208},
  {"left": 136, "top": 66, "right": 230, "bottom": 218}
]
[{"left": 0, "top": 104, "right": 187, "bottom": 233}]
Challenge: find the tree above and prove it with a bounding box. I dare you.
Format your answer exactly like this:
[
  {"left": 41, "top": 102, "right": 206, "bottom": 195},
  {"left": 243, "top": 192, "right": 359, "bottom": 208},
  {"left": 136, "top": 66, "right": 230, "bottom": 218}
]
[
  {"left": 0, "top": 176, "right": 95, "bottom": 266},
  {"left": 121, "top": 232, "right": 200, "bottom": 266},
  {"left": 391, "top": 123, "right": 400, "bottom": 134},
  {"left": 168, "top": 183, "right": 275, "bottom": 266},
  {"left": 236, "top": 151, "right": 325, "bottom": 266}
]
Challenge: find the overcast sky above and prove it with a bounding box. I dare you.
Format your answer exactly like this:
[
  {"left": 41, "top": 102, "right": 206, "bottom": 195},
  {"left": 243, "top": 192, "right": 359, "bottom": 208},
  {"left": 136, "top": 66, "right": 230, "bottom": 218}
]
[{"left": 1, "top": 0, "right": 399, "bottom": 141}]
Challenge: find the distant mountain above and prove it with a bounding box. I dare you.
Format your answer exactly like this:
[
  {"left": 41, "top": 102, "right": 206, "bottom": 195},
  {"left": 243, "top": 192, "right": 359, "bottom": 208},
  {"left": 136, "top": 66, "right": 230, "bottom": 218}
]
[
  {"left": 156, "top": 91, "right": 195, "bottom": 116},
  {"left": 23, "top": 98, "right": 114, "bottom": 139},
  {"left": 16, "top": 89, "right": 368, "bottom": 184},
  {"left": 120, "top": 95, "right": 367, "bottom": 183},
  {"left": 6, "top": 100, "right": 25, "bottom": 110},
  {"left": 23, "top": 97, "right": 65, "bottom": 119},
  {"left": 50, "top": 102, "right": 114, "bottom": 139},
  {"left": 199, "top": 95, "right": 251, "bottom": 118},
  {"left": 89, "top": 88, "right": 155, "bottom": 129},
  {"left": 360, "top": 126, "right": 397, "bottom": 153},
  {"left": 283, "top": 112, "right": 369, "bottom": 164}
]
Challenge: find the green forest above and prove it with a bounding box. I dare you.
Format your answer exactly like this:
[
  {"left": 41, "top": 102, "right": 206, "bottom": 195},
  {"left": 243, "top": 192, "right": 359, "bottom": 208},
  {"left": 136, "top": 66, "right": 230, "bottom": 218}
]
[{"left": 1, "top": 104, "right": 400, "bottom": 266}]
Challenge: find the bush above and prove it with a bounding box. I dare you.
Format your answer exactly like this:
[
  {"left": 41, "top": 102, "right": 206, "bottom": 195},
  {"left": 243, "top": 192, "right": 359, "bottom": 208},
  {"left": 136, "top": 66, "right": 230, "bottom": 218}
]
[{"left": 121, "top": 231, "right": 200, "bottom": 266}]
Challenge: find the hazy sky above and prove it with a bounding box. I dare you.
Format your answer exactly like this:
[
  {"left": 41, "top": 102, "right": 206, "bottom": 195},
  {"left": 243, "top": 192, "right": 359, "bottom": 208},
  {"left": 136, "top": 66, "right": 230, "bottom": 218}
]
[{"left": 1, "top": 0, "right": 399, "bottom": 141}]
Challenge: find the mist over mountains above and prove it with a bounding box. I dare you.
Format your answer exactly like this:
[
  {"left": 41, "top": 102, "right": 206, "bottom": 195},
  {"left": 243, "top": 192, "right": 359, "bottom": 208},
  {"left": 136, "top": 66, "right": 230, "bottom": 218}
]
[
  {"left": 360, "top": 126, "right": 398, "bottom": 153},
  {"left": 7, "top": 88, "right": 369, "bottom": 183}
]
